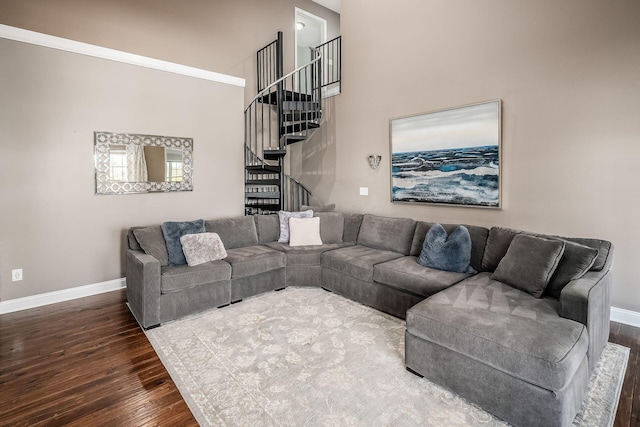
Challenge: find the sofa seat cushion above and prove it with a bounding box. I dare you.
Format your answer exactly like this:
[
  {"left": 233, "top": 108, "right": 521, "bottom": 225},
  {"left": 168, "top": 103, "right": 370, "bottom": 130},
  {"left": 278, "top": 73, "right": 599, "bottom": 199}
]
[
  {"left": 161, "top": 261, "right": 231, "bottom": 294},
  {"left": 321, "top": 245, "right": 404, "bottom": 282},
  {"left": 265, "top": 242, "right": 353, "bottom": 265},
  {"left": 406, "top": 272, "right": 587, "bottom": 391},
  {"left": 224, "top": 245, "right": 286, "bottom": 278},
  {"left": 374, "top": 256, "right": 472, "bottom": 297}
]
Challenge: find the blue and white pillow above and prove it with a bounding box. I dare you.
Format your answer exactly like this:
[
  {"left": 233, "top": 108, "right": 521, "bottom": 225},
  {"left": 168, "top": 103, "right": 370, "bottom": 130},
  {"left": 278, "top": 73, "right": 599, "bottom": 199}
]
[{"left": 278, "top": 210, "right": 313, "bottom": 243}]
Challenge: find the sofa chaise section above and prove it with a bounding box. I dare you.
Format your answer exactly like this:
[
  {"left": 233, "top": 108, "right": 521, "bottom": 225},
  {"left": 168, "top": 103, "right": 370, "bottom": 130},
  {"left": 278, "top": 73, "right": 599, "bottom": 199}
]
[
  {"left": 404, "top": 227, "right": 614, "bottom": 427},
  {"left": 406, "top": 273, "right": 589, "bottom": 427}
]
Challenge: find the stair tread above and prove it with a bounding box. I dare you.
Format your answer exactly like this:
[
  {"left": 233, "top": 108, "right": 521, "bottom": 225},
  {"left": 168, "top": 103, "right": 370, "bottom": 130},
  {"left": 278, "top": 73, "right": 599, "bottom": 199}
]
[
  {"left": 284, "top": 135, "right": 307, "bottom": 145},
  {"left": 263, "top": 149, "right": 287, "bottom": 160},
  {"left": 246, "top": 192, "right": 280, "bottom": 199},
  {"left": 258, "top": 90, "right": 313, "bottom": 105},
  {"left": 281, "top": 122, "right": 320, "bottom": 135},
  {"left": 246, "top": 179, "right": 280, "bottom": 185},
  {"left": 245, "top": 204, "right": 281, "bottom": 210},
  {"left": 284, "top": 111, "right": 322, "bottom": 121},
  {"left": 246, "top": 164, "right": 281, "bottom": 173}
]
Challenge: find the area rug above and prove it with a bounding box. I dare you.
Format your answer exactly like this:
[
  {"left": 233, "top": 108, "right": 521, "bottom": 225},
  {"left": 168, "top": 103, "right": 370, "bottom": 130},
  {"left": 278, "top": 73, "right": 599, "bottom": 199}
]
[{"left": 146, "top": 288, "right": 629, "bottom": 426}]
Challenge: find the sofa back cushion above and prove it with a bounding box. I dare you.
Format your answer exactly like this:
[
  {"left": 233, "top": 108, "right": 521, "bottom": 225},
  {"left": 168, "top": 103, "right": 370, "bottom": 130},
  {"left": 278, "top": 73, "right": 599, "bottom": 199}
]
[
  {"left": 562, "top": 237, "right": 612, "bottom": 272},
  {"left": 315, "top": 212, "right": 344, "bottom": 244},
  {"left": 482, "top": 226, "right": 613, "bottom": 273},
  {"left": 254, "top": 214, "right": 280, "bottom": 244},
  {"left": 301, "top": 203, "right": 335, "bottom": 212},
  {"left": 411, "top": 222, "right": 489, "bottom": 272},
  {"left": 342, "top": 213, "right": 363, "bottom": 243},
  {"left": 133, "top": 226, "right": 170, "bottom": 266},
  {"left": 357, "top": 214, "right": 416, "bottom": 255},
  {"left": 205, "top": 216, "right": 258, "bottom": 249},
  {"left": 127, "top": 227, "right": 143, "bottom": 251},
  {"left": 481, "top": 227, "right": 521, "bottom": 272}
]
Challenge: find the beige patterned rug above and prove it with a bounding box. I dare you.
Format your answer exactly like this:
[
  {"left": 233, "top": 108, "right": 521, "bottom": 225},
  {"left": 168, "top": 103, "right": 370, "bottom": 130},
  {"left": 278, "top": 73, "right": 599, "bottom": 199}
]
[{"left": 146, "top": 287, "right": 629, "bottom": 426}]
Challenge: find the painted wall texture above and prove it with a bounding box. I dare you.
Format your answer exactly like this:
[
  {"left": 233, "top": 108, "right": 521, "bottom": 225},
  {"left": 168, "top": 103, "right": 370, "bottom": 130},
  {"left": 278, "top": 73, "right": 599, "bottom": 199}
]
[
  {"left": 297, "top": 0, "right": 640, "bottom": 311},
  {"left": 0, "top": 0, "right": 338, "bottom": 302},
  {"left": 3, "top": 0, "right": 640, "bottom": 317},
  {"left": 0, "top": 37, "right": 244, "bottom": 301}
]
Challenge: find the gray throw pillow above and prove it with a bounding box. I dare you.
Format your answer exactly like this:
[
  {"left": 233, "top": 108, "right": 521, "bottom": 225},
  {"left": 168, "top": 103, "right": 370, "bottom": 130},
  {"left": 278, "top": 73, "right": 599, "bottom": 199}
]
[
  {"left": 492, "top": 234, "right": 565, "bottom": 298},
  {"left": 278, "top": 210, "right": 313, "bottom": 243},
  {"left": 180, "top": 232, "right": 227, "bottom": 266},
  {"left": 545, "top": 241, "right": 599, "bottom": 298},
  {"left": 301, "top": 203, "right": 335, "bottom": 212},
  {"left": 161, "top": 219, "right": 205, "bottom": 265},
  {"left": 417, "top": 224, "right": 476, "bottom": 274},
  {"left": 315, "top": 212, "right": 344, "bottom": 244},
  {"left": 133, "top": 226, "right": 169, "bottom": 266}
]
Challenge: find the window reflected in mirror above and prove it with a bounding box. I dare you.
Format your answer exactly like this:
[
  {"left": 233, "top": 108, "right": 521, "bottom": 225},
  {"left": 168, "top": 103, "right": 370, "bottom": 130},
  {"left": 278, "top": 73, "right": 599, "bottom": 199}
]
[{"left": 95, "top": 132, "right": 193, "bottom": 194}]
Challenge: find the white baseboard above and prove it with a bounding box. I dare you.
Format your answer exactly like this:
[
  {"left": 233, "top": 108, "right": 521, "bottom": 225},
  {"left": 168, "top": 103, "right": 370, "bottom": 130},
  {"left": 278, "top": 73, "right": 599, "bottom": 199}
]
[
  {"left": 0, "top": 278, "right": 126, "bottom": 315},
  {"left": 611, "top": 306, "right": 640, "bottom": 328}
]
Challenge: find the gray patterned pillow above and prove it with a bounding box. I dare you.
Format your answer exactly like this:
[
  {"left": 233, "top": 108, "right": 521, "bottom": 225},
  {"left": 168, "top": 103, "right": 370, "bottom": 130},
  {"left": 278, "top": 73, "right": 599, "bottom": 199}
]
[
  {"left": 180, "top": 233, "right": 228, "bottom": 266},
  {"left": 278, "top": 210, "right": 313, "bottom": 243}
]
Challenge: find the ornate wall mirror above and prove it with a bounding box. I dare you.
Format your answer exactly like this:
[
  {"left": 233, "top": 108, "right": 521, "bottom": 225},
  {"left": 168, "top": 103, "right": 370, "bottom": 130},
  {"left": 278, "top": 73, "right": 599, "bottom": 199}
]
[{"left": 94, "top": 132, "right": 193, "bottom": 194}]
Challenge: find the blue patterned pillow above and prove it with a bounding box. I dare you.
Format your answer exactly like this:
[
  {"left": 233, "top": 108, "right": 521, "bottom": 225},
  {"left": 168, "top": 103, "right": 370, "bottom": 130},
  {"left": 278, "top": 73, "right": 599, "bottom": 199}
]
[
  {"left": 418, "top": 224, "right": 476, "bottom": 274},
  {"left": 161, "top": 219, "right": 205, "bottom": 265}
]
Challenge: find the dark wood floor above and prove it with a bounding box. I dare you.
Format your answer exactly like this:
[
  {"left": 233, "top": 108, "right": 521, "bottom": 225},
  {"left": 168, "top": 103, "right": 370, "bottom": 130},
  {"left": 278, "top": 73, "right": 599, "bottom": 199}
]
[
  {"left": 1, "top": 290, "right": 639, "bottom": 426},
  {"left": 0, "top": 290, "right": 197, "bottom": 426}
]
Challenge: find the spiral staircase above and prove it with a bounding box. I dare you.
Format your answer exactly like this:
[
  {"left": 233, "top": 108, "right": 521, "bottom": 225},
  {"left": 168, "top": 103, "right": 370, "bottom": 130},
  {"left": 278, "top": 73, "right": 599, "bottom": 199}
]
[{"left": 244, "top": 32, "right": 341, "bottom": 215}]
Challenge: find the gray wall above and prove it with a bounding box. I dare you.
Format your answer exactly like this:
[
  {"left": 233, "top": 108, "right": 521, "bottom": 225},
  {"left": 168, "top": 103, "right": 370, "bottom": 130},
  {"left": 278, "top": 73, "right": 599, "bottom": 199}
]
[
  {"left": 297, "top": 0, "right": 640, "bottom": 312},
  {"left": 0, "top": 0, "right": 339, "bottom": 302},
  {"left": 0, "top": 0, "right": 341, "bottom": 104},
  {"left": 0, "top": 38, "right": 244, "bottom": 301}
]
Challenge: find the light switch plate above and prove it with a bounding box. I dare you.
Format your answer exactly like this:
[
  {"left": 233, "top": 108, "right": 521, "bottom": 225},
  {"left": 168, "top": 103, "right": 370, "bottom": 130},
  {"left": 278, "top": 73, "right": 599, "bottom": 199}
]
[{"left": 359, "top": 187, "right": 369, "bottom": 196}]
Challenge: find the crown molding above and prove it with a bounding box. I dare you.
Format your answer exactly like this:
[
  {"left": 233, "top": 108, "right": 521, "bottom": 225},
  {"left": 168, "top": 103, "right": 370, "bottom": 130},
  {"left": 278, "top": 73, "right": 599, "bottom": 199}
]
[{"left": 0, "top": 24, "right": 245, "bottom": 87}]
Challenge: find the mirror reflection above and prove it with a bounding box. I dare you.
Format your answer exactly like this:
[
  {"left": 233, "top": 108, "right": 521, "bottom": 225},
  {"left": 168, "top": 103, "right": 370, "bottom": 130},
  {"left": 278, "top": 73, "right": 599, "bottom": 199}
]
[{"left": 95, "top": 132, "right": 193, "bottom": 195}]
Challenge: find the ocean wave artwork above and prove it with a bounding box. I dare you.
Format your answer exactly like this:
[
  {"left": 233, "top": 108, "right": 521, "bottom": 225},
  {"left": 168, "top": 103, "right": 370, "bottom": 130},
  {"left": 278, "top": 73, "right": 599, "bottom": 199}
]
[
  {"left": 392, "top": 146, "right": 499, "bottom": 206},
  {"left": 390, "top": 100, "right": 501, "bottom": 207}
]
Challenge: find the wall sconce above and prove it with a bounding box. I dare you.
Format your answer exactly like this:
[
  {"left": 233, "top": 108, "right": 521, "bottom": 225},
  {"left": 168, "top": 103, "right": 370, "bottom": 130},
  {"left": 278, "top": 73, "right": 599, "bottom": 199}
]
[{"left": 367, "top": 155, "right": 382, "bottom": 170}]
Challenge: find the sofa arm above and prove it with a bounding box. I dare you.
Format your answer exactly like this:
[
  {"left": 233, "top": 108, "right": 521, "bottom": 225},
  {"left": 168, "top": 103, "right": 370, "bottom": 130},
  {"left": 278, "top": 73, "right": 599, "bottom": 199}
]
[
  {"left": 126, "top": 249, "right": 162, "bottom": 329},
  {"left": 559, "top": 269, "right": 611, "bottom": 372}
]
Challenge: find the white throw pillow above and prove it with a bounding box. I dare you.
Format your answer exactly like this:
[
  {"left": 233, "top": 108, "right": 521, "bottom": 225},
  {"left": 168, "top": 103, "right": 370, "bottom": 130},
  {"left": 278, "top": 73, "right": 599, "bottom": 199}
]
[
  {"left": 278, "top": 209, "right": 313, "bottom": 243},
  {"left": 288, "top": 217, "right": 323, "bottom": 247},
  {"left": 180, "top": 232, "right": 228, "bottom": 266}
]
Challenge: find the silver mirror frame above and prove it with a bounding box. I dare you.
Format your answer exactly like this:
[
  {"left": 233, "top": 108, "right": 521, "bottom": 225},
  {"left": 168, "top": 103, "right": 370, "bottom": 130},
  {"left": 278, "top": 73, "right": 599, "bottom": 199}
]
[{"left": 94, "top": 131, "right": 193, "bottom": 195}]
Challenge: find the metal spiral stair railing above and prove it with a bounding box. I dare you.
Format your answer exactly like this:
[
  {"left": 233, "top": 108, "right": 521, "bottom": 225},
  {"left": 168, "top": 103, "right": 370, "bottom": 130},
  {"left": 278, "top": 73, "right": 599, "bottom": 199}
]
[{"left": 244, "top": 34, "right": 341, "bottom": 215}]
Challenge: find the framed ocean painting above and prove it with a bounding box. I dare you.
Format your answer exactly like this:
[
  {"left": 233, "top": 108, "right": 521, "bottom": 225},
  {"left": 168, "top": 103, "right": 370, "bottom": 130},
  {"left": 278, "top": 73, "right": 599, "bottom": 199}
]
[{"left": 390, "top": 100, "right": 501, "bottom": 208}]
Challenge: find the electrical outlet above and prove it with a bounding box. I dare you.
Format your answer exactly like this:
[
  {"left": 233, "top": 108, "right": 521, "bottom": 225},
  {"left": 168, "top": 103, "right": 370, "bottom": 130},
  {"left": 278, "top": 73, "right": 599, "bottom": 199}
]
[
  {"left": 359, "top": 187, "right": 369, "bottom": 196},
  {"left": 12, "top": 269, "right": 23, "bottom": 282}
]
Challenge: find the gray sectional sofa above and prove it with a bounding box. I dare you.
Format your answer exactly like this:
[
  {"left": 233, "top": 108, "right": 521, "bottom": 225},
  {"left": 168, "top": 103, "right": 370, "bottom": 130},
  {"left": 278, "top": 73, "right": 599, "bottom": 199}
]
[{"left": 125, "top": 211, "right": 613, "bottom": 427}]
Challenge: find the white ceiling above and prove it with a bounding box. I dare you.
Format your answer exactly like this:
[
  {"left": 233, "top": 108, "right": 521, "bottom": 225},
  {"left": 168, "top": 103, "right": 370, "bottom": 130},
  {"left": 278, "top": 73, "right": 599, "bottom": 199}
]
[{"left": 312, "top": 0, "right": 341, "bottom": 14}]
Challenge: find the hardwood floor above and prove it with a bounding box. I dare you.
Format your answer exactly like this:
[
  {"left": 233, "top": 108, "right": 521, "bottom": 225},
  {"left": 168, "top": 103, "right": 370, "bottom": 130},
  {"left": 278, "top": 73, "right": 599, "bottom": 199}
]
[
  {"left": 611, "top": 321, "right": 640, "bottom": 427},
  {"left": 0, "top": 290, "right": 639, "bottom": 426},
  {"left": 0, "top": 290, "right": 196, "bottom": 426}
]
